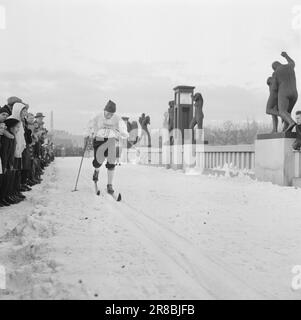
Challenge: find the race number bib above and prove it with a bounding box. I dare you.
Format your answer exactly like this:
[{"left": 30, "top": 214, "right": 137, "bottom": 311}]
[{"left": 99, "top": 128, "right": 110, "bottom": 137}]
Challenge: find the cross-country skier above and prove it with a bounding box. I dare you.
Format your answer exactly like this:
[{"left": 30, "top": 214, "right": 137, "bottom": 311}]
[{"left": 86, "top": 100, "right": 129, "bottom": 195}]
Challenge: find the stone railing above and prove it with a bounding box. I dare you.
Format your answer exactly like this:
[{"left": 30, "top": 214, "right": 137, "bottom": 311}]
[
  {"left": 128, "top": 144, "right": 255, "bottom": 172},
  {"left": 124, "top": 141, "right": 301, "bottom": 187},
  {"left": 200, "top": 145, "right": 255, "bottom": 171}
]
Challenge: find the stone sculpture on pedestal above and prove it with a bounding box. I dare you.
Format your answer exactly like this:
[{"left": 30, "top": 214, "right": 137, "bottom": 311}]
[
  {"left": 256, "top": 52, "right": 299, "bottom": 186},
  {"left": 266, "top": 52, "right": 298, "bottom": 133}
]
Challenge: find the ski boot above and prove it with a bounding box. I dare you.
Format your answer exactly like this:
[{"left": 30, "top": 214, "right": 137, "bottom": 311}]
[
  {"left": 92, "top": 169, "right": 99, "bottom": 182},
  {"left": 107, "top": 184, "right": 114, "bottom": 195}
]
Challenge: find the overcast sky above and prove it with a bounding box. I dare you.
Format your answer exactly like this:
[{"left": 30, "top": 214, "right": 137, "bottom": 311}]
[{"left": 0, "top": 0, "right": 301, "bottom": 134}]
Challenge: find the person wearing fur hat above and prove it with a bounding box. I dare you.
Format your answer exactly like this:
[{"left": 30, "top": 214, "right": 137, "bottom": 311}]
[
  {"left": 86, "top": 100, "right": 129, "bottom": 195},
  {"left": 0, "top": 117, "right": 23, "bottom": 206}
]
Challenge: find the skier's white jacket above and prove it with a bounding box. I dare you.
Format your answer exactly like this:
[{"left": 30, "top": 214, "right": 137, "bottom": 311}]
[{"left": 86, "top": 112, "right": 129, "bottom": 140}]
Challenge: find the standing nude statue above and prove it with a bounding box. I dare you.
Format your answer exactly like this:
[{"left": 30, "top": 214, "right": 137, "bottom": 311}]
[
  {"left": 266, "top": 75, "right": 279, "bottom": 132},
  {"left": 168, "top": 101, "right": 175, "bottom": 145},
  {"left": 271, "top": 52, "right": 298, "bottom": 132},
  {"left": 189, "top": 93, "right": 204, "bottom": 130}
]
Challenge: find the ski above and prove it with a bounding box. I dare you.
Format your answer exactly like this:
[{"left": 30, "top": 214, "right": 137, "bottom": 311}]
[
  {"left": 95, "top": 182, "right": 121, "bottom": 201},
  {"left": 108, "top": 191, "right": 122, "bottom": 202},
  {"left": 94, "top": 181, "right": 101, "bottom": 196}
]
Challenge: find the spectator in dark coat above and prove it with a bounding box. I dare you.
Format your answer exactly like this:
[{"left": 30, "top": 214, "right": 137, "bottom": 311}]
[
  {"left": 0, "top": 118, "right": 23, "bottom": 206},
  {"left": 21, "top": 117, "right": 33, "bottom": 190},
  {"left": 10, "top": 103, "right": 28, "bottom": 198},
  {"left": 26, "top": 113, "right": 39, "bottom": 185}
]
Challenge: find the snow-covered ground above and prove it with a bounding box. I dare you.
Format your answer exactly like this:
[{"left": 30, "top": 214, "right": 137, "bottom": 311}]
[{"left": 1, "top": 157, "right": 301, "bottom": 300}]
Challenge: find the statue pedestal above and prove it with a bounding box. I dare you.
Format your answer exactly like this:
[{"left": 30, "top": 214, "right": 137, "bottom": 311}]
[
  {"left": 183, "top": 141, "right": 208, "bottom": 170},
  {"left": 292, "top": 150, "right": 301, "bottom": 188},
  {"left": 255, "top": 132, "right": 297, "bottom": 186},
  {"left": 170, "top": 144, "right": 183, "bottom": 170}
]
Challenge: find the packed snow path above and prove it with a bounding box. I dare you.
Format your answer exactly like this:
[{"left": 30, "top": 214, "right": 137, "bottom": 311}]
[{"left": 1, "top": 157, "right": 301, "bottom": 299}]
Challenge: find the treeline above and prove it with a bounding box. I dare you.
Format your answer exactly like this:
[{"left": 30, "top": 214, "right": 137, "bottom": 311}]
[{"left": 204, "top": 120, "right": 272, "bottom": 145}]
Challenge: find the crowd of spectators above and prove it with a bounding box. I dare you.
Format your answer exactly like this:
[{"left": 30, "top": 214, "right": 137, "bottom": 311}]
[{"left": 0, "top": 96, "right": 54, "bottom": 207}]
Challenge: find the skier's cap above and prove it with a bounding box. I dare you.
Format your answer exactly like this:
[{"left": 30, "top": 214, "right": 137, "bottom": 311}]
[
  {"left": 104, "top": 100, "right": 116, "bottom": 114},
  {"left": 4, "top": 117, "right": 20, "bottom": 128},
  {"left": 7, "top": 96, "right": 23, "bottom": 105}
]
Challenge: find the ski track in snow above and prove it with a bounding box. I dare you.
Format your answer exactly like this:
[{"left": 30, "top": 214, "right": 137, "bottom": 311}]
[
  {"left": 115, "top": 201, "right": 267, "bottom": 299},
  {"left": 1, "top": 157, "right": 301, "bottom": 299}
]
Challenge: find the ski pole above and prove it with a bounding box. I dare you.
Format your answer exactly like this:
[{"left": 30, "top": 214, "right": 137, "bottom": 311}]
[{"left": 72, "top": 137, "right": 89, "bottom": 192}]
